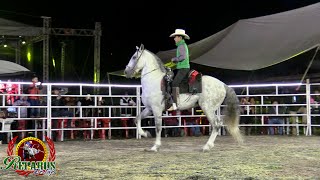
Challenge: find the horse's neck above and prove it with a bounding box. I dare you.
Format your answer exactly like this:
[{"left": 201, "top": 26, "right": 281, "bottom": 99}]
[
  {"left": 141, "top": 67, "right": 165, "bottom": 85},
  {"left": 141, "top": 58, "right": 165, "bottom": 94}
]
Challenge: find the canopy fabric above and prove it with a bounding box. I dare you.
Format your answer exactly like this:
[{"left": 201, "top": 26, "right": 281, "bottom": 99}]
[
  {"left": 0, "top": 18, "right": 42, "bottom": 36},
  {"left": 0, "top": 60, "right": 30, "bottom": 76},
  {"left": 156, "top": 2, "right": 320, "bottom": 71}
]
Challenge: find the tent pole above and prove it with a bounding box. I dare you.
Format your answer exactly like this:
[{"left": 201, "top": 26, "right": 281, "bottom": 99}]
[{"left": 296, "top": 45, "right": 319, "bottom": 90}]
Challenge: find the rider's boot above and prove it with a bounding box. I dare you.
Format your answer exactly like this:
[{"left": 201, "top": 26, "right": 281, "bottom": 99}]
[{"left": 167, "top": 87, "right": 179, "bottom": 111}]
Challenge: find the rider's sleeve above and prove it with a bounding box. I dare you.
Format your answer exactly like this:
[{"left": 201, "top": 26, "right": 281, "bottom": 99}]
[{"left": 172, "top": 45, "right": 187, "bottom": 62}]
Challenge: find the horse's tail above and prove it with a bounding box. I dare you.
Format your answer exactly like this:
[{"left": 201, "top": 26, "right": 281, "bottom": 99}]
[{"left": 223, "top": 85, "right": 244, "bottom": 144}]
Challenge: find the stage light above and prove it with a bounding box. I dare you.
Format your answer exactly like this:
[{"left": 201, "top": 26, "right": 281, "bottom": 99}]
[
  {"left": 52, "top": 58, "right": 56, "bottom": 68},
  {"left": 27, "top": 52, "right": 31, "bottom": 62}
]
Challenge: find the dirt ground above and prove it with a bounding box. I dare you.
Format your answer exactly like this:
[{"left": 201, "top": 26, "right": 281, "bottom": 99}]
[{"left": 0, "top": 135, "right": 319, "bottom": 179}]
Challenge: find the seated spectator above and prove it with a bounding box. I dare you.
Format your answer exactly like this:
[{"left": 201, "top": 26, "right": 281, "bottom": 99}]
[
  {"left": 240, "top": 97, "right": 254, "bottom": 135},
  {"left": 80, "top": 94, "right": 94, "bottom": 117},
  {"left": 182, "top": 109, "right": 202, "bottom": 136},
  {"left": 8, "top": 96, "right": 30, "bottom": 118},
  {"left": 8, "top": 96, "right": 30, "bottom": 140},
  {"left": 96, "top": 96, "right": 106, "bottom": 117},
  {"left": 268, "top": 100, "right": 285, "bottom": 135},
  {"left": 163, "top": 111, "right": 180, "bottom": 137},
  {"left": 120, "top": 91, "right": 136, "bottom": 117},
  {"left": 51, "top": 87, "right": 73, "bottom": 130},
  {"left": 64, "top": 93, "right": 77, "bottom": 116},
  {"left": 51, "top": 87, "right": 74, "bottom": 141},
  {"left": 39, "top": 96, "right": 47, "bottom": 117},
  {"left": 52, "top": 87, "right": 74, "bottom": 118}
]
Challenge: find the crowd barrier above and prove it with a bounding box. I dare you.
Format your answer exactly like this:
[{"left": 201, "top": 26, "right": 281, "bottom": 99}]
[{"left": 0, "top": 80, "right": 319, "bottom": 142}]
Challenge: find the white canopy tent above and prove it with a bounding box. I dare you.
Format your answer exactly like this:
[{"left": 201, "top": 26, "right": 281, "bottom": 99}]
[
  {"left": 0, "top": 60, "right": 30, "bottom": 77},
  {"left": 0, "top": 18, "right": 42, "bottom": 36},
  {"left": 156, "top": 2, "right": 320, "bottom": 71}
]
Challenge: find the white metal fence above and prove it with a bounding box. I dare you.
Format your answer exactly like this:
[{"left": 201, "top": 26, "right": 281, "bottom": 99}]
[{"left": 0, "top": 80, "right": 319, "bottom": 142}]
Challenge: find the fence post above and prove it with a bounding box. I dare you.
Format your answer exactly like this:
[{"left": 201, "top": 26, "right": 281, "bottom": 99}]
[
  {"left": 136, "top": 87, "right": 141, "bottom": 139},
  {"left": 47, "top": 84, "right": 52, "bottom": 140},
  {"left": 306, "top": 79, "right": 312, "bottom": 136}
]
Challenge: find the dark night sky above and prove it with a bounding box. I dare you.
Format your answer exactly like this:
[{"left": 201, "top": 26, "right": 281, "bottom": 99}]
[{"left": 1, "top": 0, "right": 320, "bottom": 82}]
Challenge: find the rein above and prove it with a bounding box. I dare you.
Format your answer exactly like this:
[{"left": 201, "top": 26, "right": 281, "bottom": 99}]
[{"left": 141, "top": 68, "right": 159, "bottom": 78}]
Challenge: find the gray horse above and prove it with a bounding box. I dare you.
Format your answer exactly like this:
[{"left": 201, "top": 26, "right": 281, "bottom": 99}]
[{"left": 124, "top": 44, "right": 243, "bottom": 152}]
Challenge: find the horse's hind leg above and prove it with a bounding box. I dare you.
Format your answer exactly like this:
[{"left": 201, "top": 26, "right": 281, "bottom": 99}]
[
  {"left": 135, "top": 108, "right": 152, "bottom": 138},
  {"left": 202, "top": 109, "right": 222, "bottom": 152}
]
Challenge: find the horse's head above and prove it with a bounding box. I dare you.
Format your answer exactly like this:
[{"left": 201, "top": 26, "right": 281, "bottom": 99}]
[{"left": 124, "top": 44, "right": 145, "bottom": 78}]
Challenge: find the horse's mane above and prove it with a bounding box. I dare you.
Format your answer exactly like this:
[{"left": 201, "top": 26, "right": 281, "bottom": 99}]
[{"left": 145, "top": 49, "right": 166, "bottom": 73}]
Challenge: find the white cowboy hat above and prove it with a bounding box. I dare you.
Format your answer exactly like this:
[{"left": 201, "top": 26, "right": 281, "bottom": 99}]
[{"left": 169, "top": 29, "right": 190, "bottom": 40}]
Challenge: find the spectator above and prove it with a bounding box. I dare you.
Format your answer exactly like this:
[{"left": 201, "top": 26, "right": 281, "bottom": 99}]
[
  {"left": 27, "top": 75, "right": 42, "bottom": 118},
  {"left": 9, "top": 96, "right": 30, "bottom": 140},
  {"left": 182, "top": 109, "right": 202, "bottom": 136},
  {"left": 96, "top": 96, "right": 106, "bottom": 117},
  {"left": 51, "top": 87, "right": 74, "bottom": 118},
  {"left": 163, "top": 111, "right": 180, "bottom": 137},
  {"left": 80, "top": 94, "right": 94, "bottom": 117},
  {"left": 240, "top": 97, "right": 252, "bottom": 135},
  {"left": 51, "top": 87, "right": 74, "bottom": 141},
  {"left": 8, "top": 96, "right": 30, "bottom": 118},
  {"left": 268, "top": 100, "right": 285, "bottom": 135},
  {"left": 5, "top": 79, "right": 18, "bottom": 105},
  {"left": 39, "top": 96, "right": 47, "bottom": 118},
  {"left": 120, "top": 91, "right": 136, "bottom": 117}
]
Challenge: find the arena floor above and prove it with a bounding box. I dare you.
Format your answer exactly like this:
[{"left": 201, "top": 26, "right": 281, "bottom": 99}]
[{"left": 0, "top": 135, "right": 319, "bottom": 179}]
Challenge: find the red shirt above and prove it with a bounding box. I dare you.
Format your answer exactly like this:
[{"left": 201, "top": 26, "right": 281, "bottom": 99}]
[{"left": 28, "top": 83, "right": 41, "bottom": 100}]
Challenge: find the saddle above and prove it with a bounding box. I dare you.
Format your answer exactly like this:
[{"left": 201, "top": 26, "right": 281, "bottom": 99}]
[
  {"left": 187, "top": 70, "right": 202, "bottom": 94},
  {"left": 161, "top": 68, "right": 202, "bottom": 108}
]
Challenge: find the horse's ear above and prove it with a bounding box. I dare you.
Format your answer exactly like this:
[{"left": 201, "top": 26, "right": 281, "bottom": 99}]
[
  {"left": 139, "top": 44, "right": 144, "bottom": 51},
  {"left": 136, "top": 46, "right": 139, "bottom": 50}
]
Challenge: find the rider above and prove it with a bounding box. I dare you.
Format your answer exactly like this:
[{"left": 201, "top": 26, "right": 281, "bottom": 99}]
[{"left": 167, "top": 29, "right": 190, "bottom": 111}]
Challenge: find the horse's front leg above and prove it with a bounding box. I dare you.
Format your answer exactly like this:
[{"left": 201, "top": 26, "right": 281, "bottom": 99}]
[
  {"left": 150, "top": 112, "right": 163, "bottom": 152},
  {"left": 135, "top": 108, "right": 152, "bottom": 138}
]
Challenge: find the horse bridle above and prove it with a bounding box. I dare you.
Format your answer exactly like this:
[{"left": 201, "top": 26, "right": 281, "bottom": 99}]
[
  {"left": 126, "top": 48, "right": 144, "bottom": 75},
  {"left": 126, "top": 48, "right": 159, "bottom": 78}
]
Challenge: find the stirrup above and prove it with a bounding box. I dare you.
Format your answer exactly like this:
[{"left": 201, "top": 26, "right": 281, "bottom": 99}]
[{"left": 167, "top": 103, "right": 177, "bottom": 111}]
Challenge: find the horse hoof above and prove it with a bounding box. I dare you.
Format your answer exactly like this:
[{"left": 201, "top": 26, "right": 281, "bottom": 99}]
[
  {"left": 144, "top": 148, "right": 158, "bottom": 152},
  {"left": 202, "top": 147, "right": 210, "bottom": 152},
  {"left": 145, "top": 131, "right": 152, "bottom": 138},
  {"left": 202, "top": 144, "right": 214, "bottom": 152}
]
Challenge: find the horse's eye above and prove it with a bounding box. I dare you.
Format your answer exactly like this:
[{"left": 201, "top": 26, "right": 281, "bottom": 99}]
[{"left": 132, "top": 56, "right": 137, "bottom": 60}]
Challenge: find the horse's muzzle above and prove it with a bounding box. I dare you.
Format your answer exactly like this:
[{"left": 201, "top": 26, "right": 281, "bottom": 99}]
[{"left": 124, "top": 69, "right": 133, "bottom": 78}]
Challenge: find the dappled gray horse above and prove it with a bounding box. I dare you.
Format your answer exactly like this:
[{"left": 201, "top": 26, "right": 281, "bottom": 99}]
[{"left": 124, "top": 44, "right": 243, "bottom": 152}]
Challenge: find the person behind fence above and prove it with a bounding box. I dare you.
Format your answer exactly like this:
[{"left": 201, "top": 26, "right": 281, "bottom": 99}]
[
  {"left": 51, "top": 87, "right": 73, "bottom": 128},
  {"left": 162, "top": 111, "right": 180, "bottom": 137},
  {"left": 5, "top": 79, "right": 18, "bottom": 105},
  {"left": 27, "top": 74, "right": 42, "bottom": 118},
  {"left": 182, "top": 109, "right": 202, "bottom": 136},
  {"left": 268, "top": 100, "right": 286, "bottom": 135},
  {"left": 120, "top": 91, "right": 136, "bottom": 117},
  {"left": 240, "top": 97, "right": 253, "bottom": 135},
  {"left": 8, "top": 96, "right": 30, "bottom": 118}
]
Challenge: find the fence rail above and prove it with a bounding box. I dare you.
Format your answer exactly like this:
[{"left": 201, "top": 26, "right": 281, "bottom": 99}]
[{"left": 0, "top": 80, "right": 319, "bottom": 142}]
